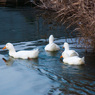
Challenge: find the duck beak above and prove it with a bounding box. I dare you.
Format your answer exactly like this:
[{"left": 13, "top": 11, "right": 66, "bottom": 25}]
[
  {"left": 60, "top": 56, "right": 63, "bottom": 58},
  {"left": 2, "top": 46, "right": 6, "bottom": 50}
]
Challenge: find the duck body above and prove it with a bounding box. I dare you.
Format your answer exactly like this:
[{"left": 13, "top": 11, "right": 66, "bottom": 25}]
[
  {"left": 45, "top": 35, "right": 60, "bottom": 51},
  {"left": 61, "top": 42, "right": 79, "bottom": 58},
  {"left": 3, "top": 43, "right": 39, "bottom": 59},
  {"left": 62, "top": 49, "right": 79, "bottom": 58},
  {"left": 45, "top": 43, "right": 60, "bottom": 51},
  {"left": 9, "top": 49, "right": 39, "bottom": 59},
  {"left": 63, "top": 56, "right": 85, "bottom": 65}
]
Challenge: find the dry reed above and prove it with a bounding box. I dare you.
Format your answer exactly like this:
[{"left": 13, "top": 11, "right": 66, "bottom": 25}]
[{"left": 34, "top": 0, "right": 95, "bottom": 51}]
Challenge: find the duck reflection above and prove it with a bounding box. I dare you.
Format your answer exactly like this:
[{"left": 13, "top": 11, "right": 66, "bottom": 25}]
[
  {"left": 2, "top": 57, "right": 14, "bottom": 66},
  {"left": 28, "top": 58, "right": 39, "bottom": 64},
  {"left": 46, "top": 51, "right": 58, "bottom": 56}
]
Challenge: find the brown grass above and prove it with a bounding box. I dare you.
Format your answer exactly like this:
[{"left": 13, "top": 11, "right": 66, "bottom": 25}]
[{"left": 34, "top": 0, "right": 95, "bottom": 51}]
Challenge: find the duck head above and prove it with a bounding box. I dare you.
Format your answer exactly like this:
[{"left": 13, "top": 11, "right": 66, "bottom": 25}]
[
  {"left": 63, "top": 42, "right": 69, "bottom": 50},
  {"left": 49, "top": 35, "right": 54, "bottom": 44},
  {"left": 3, "top": 43, "right": 15, "bottom": 52}
]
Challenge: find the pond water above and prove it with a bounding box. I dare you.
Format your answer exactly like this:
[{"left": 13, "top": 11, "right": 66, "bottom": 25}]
[{"left": 0, "top": 7, "right": 95, "bottom": 95}]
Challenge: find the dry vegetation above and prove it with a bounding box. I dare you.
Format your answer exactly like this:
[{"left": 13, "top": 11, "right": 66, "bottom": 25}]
[{"left": 34, "top": 0, "right": 95, "bottom": 51}]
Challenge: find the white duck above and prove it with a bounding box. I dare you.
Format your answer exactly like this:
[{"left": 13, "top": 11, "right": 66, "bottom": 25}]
[
  {"left": 63, "top": 56, "right": 85, "bottom": 65},
  {"left": 60, "top": 42, "right": 79, "bottom": 58},
  {"left": 45, "top": 35, "right": 60, "bottom": 51},
  {"left": 3, "top": 43, "right": 39, "bottom": 59}
]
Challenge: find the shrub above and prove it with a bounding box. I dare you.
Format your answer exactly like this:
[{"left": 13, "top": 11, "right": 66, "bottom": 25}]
[{"left": 35, "top": 0, "right": 95, "bottom": 51}]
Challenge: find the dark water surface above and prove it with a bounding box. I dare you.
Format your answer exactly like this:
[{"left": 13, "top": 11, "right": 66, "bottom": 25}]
[{"left": 0, "top": 7, "right": 95, "bottom": 95}]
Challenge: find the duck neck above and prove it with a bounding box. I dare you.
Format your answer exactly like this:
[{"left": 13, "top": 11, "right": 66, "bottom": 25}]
[
  {"left": 9, "top": 48, "right": 16, "bottom": 56},
  {"left": 49, "top": 35, "right": 54, "bottom": 44},
  {"left": 49, "top": 40, "right": 53, "bottom": 44},
  {"left": 65, "top": 46, "right": 69, "bottom": 51}
]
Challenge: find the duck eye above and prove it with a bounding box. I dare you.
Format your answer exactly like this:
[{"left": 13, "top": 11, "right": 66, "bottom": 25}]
[{"left": 6, "top": 44, "right": 9, "bottom": 47}]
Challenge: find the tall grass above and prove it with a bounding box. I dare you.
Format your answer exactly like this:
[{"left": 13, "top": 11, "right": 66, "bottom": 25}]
[{"left": 34, "top": 0, "right": 95, "bottom": 51}]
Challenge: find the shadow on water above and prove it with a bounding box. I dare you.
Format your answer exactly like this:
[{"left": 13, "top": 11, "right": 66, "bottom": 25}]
[{"left": 0, "top": 7, "right": 95, "bottom": 95}]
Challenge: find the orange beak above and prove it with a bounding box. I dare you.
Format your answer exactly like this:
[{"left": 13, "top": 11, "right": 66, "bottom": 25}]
[
  {"left": 63, "top": 47, "right": 64, "bottom": 49},
  {"left": 60, "top": 55, "right": 63, "bottom": 58},
  {"left": 2, "top": 46, "right": 6, "bottom": 50}
]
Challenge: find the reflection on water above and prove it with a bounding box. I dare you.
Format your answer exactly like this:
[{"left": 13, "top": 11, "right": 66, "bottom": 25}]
[
  {"left": 0, "top": 7, "right": 95, "bottom": 95},
  {"left": 0, "top": 7, "right": 68, "bottom": 44},
  {"left": 2, "top": 57, "right": 14, "bottom": 66},
  {"left": 0, "top": 7, "right": 77, "bottom": 44},
  {"left": 45, "top": 51, "right": 59, "bottom": 56}
]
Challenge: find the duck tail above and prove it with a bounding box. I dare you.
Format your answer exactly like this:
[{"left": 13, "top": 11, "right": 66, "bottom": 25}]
[
  {"left": 34, "top": 48, "right": 39, "bottom": 54},
  {"left": 82, "top": 57, "right": 84, "bottom": 61},
  {"left": 81, "top": 57, "right": 85, "bottom": 64},
  {"left": 35, "top": 48, "right": 39, "bottom": 53}
]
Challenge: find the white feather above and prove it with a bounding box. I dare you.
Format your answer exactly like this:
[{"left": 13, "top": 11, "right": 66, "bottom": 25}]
[
  {"left": 61, "top": 42, "right": 79, "bottom": 58},
  {"left": 63, "top": 56, "right": 85, "bottom": 65},
  {"left": 45, "top": 35, "right": 60, "bottom": 51},
  {"left": 3, "top": 43, "right": 39, "bottom": 59}
]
